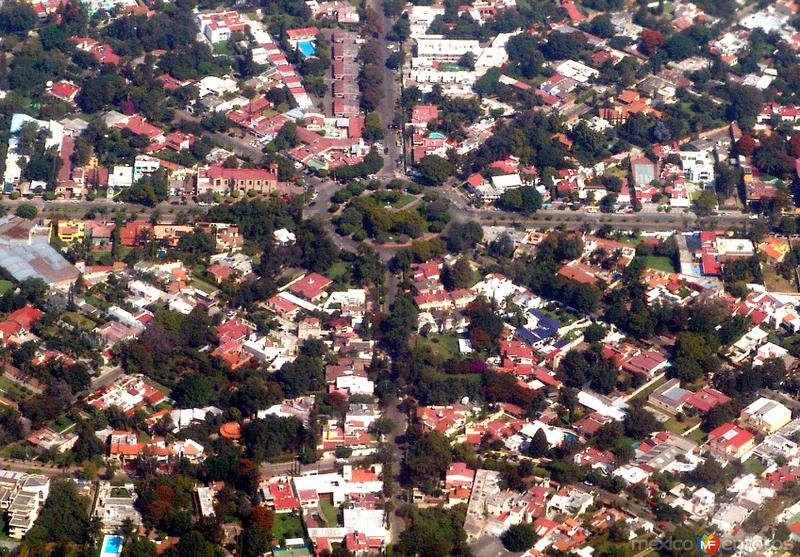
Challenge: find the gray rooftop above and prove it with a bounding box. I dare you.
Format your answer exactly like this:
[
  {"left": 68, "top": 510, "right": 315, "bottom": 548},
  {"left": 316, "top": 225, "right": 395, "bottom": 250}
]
[{"left": 0, "top": 217, "right": 78, "bottom": 286}]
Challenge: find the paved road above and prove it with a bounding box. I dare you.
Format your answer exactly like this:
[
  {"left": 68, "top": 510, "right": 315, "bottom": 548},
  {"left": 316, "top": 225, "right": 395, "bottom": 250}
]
[
  {"left": 0, "top": 197, "right": 153, "bottom": 213},
  {"left": 0, "top": 458, "right": 80, "bottom": 476},
  {"left": 437, "top": 184, "right": 755, "bottom": 230},
  {"left": 90, "top": 366, "right": 125, "bottom": 390},
  {"left": 383, "top": 396, "right": 409, "bottom": 543},
  {"left": 365, "top": 0, "right": 402, "bottom": 177}
]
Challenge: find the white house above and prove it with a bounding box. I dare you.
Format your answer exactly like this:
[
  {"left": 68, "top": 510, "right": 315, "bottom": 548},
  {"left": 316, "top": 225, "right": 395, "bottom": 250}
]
[
  {"left": 414, "top": 36, "right": 480, "bottom": 61},
  {"left": 133, "top": 155, "right": 161, "bottom": 181},
  {"left": 680, "top": 148, "right": 715, "bottom": 186},
  {"left": 108, "top": 165, "right": 134, "bottom": 189}
]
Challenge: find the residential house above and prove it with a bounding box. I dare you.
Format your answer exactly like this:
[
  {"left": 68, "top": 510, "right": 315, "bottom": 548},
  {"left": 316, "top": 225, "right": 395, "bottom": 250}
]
[
  {"left": 706, "top": 423, "right": 755, "bottom": 462},
  {"left": 740, "top": 397, "right": 792, "bottom": 435}
]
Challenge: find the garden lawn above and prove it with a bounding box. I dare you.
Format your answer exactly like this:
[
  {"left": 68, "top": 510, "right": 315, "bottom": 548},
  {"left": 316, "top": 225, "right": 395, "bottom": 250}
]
[
  {"left": 0, "top": 280, "right": 13, "bottom": 295},
  {"left": 191, "top": 277, "right": 218, "bottom": 294},
  {"left": 0, "top": 376, "right": 34, "bottom": 403},
  {"left": 743, "top": 458, "right": 766, "bottom": 476},
  {"left": 639, "top": 255, "right": 677, "bottom": 273},
  {"left": 631, "top": 377, "right": 667, "bottom": 401},
  {"left": 320, "top": 500, "right": 339, "bottom": 525},
  {"left": 213, "top": 42, "right": 234, "bottom": 56},
  {"left": 418, "top": 333, "right": 460, "bottom": 360},
  {"left": 62, "top": 311, "right": 96, "bottom": 331},
  {"left": 687, "top": 427, "right": 707, "bottom": 443},
  {"left": 273, "top": 513, "right": 304, "bottom": 542},
  {"left": 763, "top": 265, "right": 797, "bottom": 293},
  {"left": 326, "top": 260, "right": 349, "bottom": 282},
  {"left": 83, "top": 294, "right": 111, "bottom": 311},
  {"left": 143, "top": 377, "right": 171, "bottom": 396},
  {"left": 663, "top": 415, "right": 700, "bottom": 434},
  {"left": 51, "top": 416, "right": 74, "bottom": 434},
  {"left": 388, "top": 193, "right": 415, "bottom": 209}
]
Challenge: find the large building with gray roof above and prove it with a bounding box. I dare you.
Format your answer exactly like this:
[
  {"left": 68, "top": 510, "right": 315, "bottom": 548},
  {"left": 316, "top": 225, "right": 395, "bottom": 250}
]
[{"left": 0, "top": 216, "right": 78, "bottom": 288}]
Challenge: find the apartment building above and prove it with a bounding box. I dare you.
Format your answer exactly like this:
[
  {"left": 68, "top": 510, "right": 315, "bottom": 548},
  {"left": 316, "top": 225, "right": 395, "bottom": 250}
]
[{"left": 0, "top": 471, "right": 50, "bottom": 539}]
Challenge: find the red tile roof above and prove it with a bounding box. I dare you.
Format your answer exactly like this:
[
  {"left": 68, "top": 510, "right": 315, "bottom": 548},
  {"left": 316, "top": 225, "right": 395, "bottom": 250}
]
[
  {"left": 49, "top": 80, "right": 81, "bottom": 102},
  {"left": 5, "top": 306, "right": 44, "bottom": 331},
  {"left": 685, "top": 387, "right": 731, "bottom": 413},
  {"left": 288, "top": 272, "right": 333, "bottom": 300}
]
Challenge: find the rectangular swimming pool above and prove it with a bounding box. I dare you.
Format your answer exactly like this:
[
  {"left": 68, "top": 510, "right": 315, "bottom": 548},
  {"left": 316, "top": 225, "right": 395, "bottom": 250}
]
[
  {"left": 101, "top": 535, "right": 124, "bottom": 557},
  {"left": 298, "top": 40, "right": 316, "bottom": 57}
]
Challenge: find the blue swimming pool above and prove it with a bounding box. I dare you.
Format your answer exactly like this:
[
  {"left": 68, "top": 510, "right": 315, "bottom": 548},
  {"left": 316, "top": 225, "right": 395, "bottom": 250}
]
[
  {"left": 101, "top": 535, "right": 124, "bottom": 557},
  {"left": 298, "top": 40, "right": 316, "bottom": 57},
  {"left": 428, "top": 132, "right": 445, "bottom": 139}
]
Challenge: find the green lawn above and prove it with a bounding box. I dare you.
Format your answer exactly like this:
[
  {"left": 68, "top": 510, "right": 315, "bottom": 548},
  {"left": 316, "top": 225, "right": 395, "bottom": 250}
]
[
  {"left": 630, "top": 376, "right": 666, "bottom": 401},
  {"left": 83, "top": 294, "right": 111, "bottom": 311},
  {"left": 431, "top": 371, "right": 482, "bottom": 389},
  {"left": 191, "top": 277, "right": 218, "bottom": 295},
  {"left": 62, "top": 311, "right": 96, "bottom": 331},
  {"left": 418, "top": 333, "right": 460, "bottom": 360},
  {"left": 763, "top": 265, "right": 797, "bottom": 293},
  {"left": 326, "top": 260, "right": 349, "bottom": 282},
  {"left": 111, "top": 487, "right": 132, "bottom": 498},
  {"left": 51, "top": 416, "right": 74, "bottom": 434},
  {"left": 744, "top": 458, "right": 766, "bottom": 476},
  {"left": 213, "top": 42, "right": 235, "bottom": 56},
  {"left": 0, "top": 280, "right": 13, "bottom": 295},
  {"left": 389, "top": 194, "right": 415, "bottom": 209},
  {"left": 320, "top": 500, "right": 339, "bottom": 526},
  {"left": 663, "top": 415, "right": 700, "bottom": 434},
  {"left": 273, "top": 513, "right": 304, "bottom": 543},
  {"left": 687, "top": 427, "right": 707, "bottom": 443},
  {"left": 0, "top": 376, "right": 34, "bottom": 403},
  {"left": 639, "top": 255, "right": 677, "bottom": 273}
]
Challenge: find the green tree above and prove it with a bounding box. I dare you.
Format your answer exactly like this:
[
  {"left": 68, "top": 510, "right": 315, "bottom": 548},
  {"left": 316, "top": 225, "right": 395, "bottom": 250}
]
[
  {"left": 442, "top": 257, "right": 474, "bottom": 290},
  {"left": 15, "top": 204, "right": 38, "bottom": 219},
  {"left": 363, "top": 112, "right": 386, "bottom": 142},
  {"left": 26, "top": 479, "right": 96, "bottom": 545},
  {"left": 171, "top": 375, "right": 215, "bottom": 408},
  {"left": 0, "top": 1, "right": 38, "bottom": 38},
  {"left": 501, "top": 523, "right": 537, "bottom": 552},
  {"left": 623, "top": 400, "right": 659, "bottom": 439},
  {"left": 174, "top": 531, "right": 216, "bottom": 557},
  {"left": 498, "top": 186, "right": 542, "bottom": 214},
  {"left": 404, "top": 429, "right": 452, "bottom": 494},
  {"left": 443, "top": 221, "right": 483, "bottom": 252},
  {"left": 241, "top": 525, "right": 271, "bottom": 557},
  {"left": 122, "top": 535, "right": 157, "bottom": 557},
  {"left": 417, "top": 155, "right": 453, "bottom": 186},
  {"left": 727, "top": 85, "right": 763, "bottom": 127},
  {"left": 396, "top": 506, "right": 470, "bottom": 557},
  {"left": 694, "top": 189, "right": 718, "bottom": 216},
  {"left": 527, "top": 429, "right": 549, "bottom": 458},
  {"left": 583, "top": 323, "right": 606, "bottom": 343}
]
